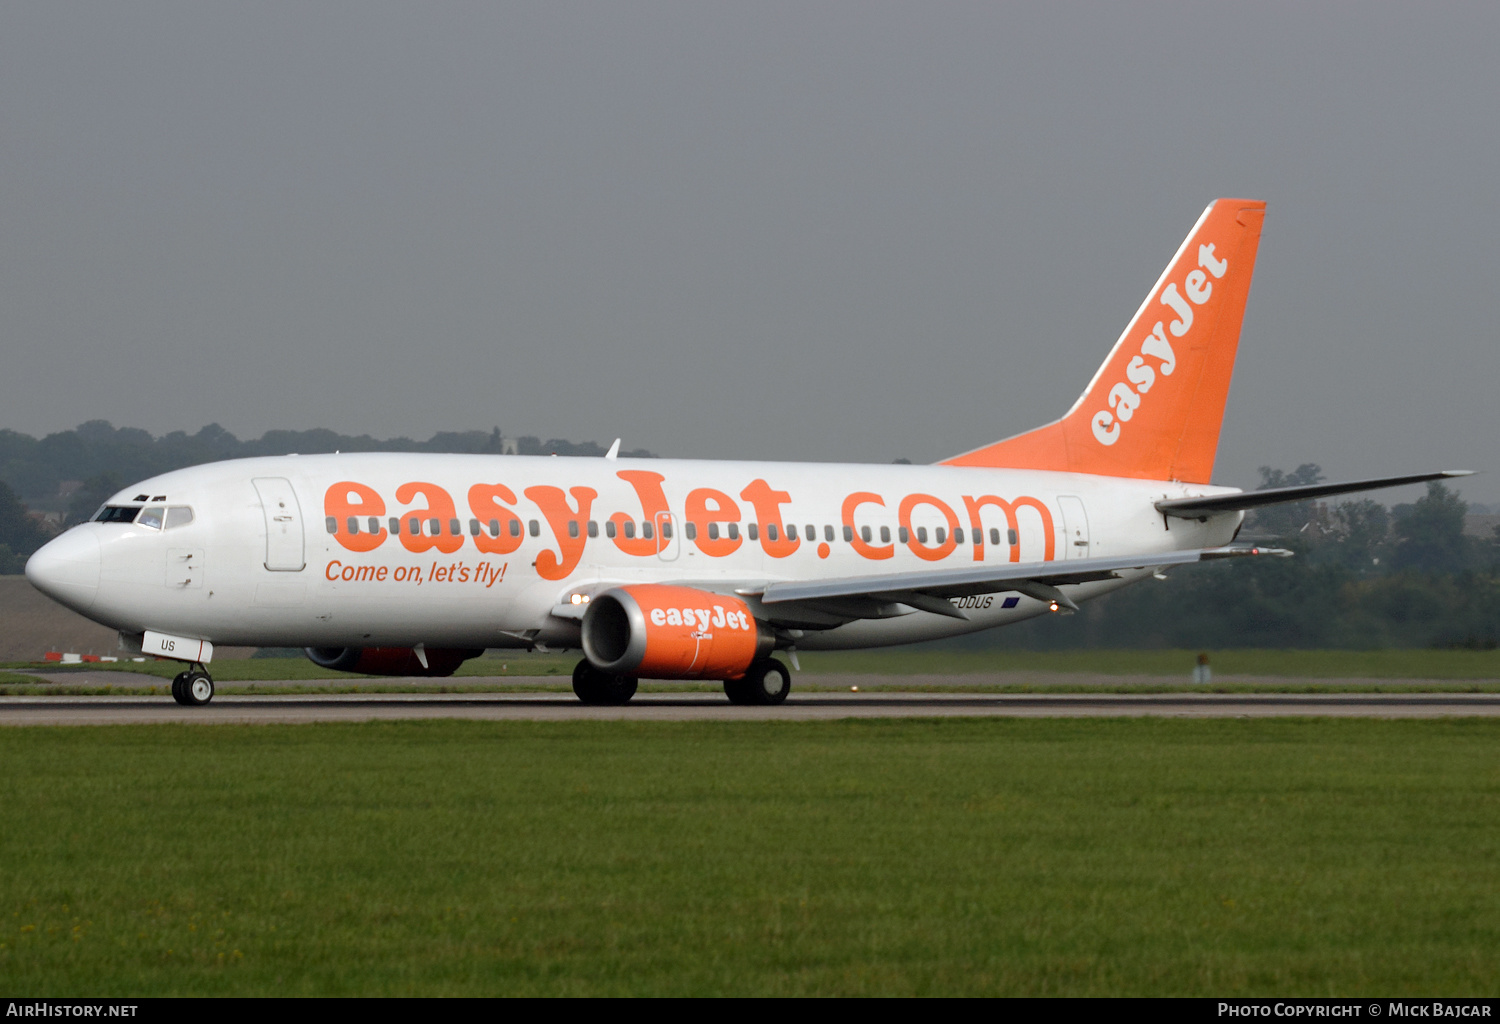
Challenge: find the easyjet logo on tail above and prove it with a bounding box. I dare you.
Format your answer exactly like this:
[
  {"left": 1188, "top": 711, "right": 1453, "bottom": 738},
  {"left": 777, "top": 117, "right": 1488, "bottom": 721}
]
[{"left": 1091, "top": 243, "right": 1229, "bottom": 446}]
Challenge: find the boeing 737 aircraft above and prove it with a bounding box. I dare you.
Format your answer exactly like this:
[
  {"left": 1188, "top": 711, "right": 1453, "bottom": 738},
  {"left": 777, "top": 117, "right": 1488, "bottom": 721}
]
[{"left": 25, "top": 199, "right": 1467, "bottom": 706}]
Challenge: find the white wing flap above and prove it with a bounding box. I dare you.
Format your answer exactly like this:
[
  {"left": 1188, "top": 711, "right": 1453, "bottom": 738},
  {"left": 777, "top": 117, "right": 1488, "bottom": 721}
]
[{"left": 747, "top": 546, "right": 1289, "bottom": 623}]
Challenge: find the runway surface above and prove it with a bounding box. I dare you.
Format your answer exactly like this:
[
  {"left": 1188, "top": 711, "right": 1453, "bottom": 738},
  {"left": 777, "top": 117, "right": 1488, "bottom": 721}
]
[
  {"left": 5, "top": 690, "right": 1500, "bottom": 725},
  {"left": 23, "top": 669, "right": 1494, "bottom": 690}
]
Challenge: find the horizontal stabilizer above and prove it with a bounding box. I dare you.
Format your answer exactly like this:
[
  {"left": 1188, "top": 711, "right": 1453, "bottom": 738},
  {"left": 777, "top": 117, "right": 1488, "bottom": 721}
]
[{"left": 1155, "top": 470, "right": 1474, "bottom": 519}]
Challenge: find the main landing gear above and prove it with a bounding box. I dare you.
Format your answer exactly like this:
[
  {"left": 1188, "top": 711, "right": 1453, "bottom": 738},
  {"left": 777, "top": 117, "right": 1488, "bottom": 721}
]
[
  {"left": 170, "top": 664, "right": 215, "bottom": 706},
  {"left": 723, "top": 658, "right": 791, "bottom": 706},
  {"left": 572, "top": 660, "right": 639, "bottom": 705},
  {"left": 568, "top": 657, "right": 793, "bottom": 706}
]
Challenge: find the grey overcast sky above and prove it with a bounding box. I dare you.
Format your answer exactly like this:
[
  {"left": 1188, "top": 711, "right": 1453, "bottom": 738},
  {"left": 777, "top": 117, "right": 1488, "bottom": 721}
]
[{"left": 2, "top": 3, "right": 1497, "bottom": 501}]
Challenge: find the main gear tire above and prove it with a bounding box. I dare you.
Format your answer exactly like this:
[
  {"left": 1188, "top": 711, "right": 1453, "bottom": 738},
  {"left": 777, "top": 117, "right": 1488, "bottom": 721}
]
[
  {"left": 572, "top": 660, "right": 638, "bottom": 705},
  {"left": 722, "top": 676, "right": 755, "bottom": 705},
  {"left": 728, "top": 659, "right": 791, "bottom": 706}
]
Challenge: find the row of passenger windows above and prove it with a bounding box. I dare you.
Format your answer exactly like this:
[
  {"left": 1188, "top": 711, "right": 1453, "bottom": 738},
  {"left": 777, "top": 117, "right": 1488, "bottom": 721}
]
[
  {"left": 324, "top": 515, "right": 1020, "bottom": 548},
  {"left": 328, "top": 516, "right": 538, "bottom": 538}
]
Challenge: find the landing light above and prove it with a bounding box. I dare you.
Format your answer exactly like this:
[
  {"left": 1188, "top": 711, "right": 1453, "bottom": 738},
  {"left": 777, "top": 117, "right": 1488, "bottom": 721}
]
[
  {"left": 569, "top": 593, "right": 591, "bottom": 606},
  {"left": 1048, "top": 600, "right": 1060, "bottom": 612}
]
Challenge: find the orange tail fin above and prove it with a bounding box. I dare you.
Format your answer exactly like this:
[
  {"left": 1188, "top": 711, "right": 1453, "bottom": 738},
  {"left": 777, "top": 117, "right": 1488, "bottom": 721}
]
[{"left": 943, "top": 198, "right": 1266, "bottom": 483}]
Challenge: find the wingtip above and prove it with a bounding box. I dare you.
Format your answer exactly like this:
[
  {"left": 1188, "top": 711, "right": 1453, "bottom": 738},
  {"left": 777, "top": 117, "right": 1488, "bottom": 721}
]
[{"left": 1202, "top": 545, "right": 1295, "bottom": 560}]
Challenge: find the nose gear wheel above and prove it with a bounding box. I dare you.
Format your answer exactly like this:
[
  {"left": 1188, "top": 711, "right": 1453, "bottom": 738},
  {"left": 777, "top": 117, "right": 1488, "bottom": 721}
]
[{"left": 170, "top": 665, "right": 215, "bottom": 706}]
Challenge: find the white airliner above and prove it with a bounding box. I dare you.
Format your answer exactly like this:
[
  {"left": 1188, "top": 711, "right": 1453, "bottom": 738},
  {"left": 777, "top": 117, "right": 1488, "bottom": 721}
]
[{"left": 25, "top": 199, "right": 1466, "bottom": 706}]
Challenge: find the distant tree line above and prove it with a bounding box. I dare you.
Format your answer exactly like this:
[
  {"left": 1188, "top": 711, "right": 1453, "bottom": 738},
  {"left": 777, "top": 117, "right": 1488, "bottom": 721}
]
[
  {"left": 3, "top": 435, "right": 1497, "bottom": 648},
  {"left": 0, "top": 485, "right": 51, "bottom": 576},
  {"left": 0, "top": 421, "right": 655, "bottom": 572}
]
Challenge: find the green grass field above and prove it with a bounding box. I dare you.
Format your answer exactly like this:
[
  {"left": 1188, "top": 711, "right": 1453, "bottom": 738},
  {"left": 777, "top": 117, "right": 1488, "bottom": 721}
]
[{"left": 1, "top": 718, "right": 1496, "bottom": 996}]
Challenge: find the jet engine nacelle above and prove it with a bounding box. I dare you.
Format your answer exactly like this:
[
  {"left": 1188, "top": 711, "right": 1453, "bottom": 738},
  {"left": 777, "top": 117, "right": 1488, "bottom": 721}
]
[
  {"left": 581, "top": 584, "right": 775, "bottom": 680},
  {"left": 303, "top": 646, "right": 484, "bottom": 677}
]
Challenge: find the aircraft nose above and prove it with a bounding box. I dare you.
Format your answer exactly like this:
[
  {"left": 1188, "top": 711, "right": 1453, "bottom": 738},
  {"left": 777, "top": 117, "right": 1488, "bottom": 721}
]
[{"left": 26, "top": 528, "right": 101, "bottom": 614}]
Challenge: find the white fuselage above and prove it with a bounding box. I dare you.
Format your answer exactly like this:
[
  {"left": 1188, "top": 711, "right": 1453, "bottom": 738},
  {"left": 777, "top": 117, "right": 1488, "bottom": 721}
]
[{"left": 27, "top": 453, "right": 1241, "bottom": 653}]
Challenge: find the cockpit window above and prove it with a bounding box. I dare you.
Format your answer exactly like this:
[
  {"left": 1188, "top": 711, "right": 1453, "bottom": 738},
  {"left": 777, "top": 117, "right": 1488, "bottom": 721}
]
[
  {"left": 94, "top": 506, "right": 142, "bottom": 524},
  {"left": 95, "top": 504, "right": 192, "bottom": 529}
]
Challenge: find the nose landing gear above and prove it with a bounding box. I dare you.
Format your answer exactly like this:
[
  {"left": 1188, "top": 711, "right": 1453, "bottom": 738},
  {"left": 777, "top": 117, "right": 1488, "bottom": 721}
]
[{"left": 170, "top": 664, "right": 215, "bottom": 706}]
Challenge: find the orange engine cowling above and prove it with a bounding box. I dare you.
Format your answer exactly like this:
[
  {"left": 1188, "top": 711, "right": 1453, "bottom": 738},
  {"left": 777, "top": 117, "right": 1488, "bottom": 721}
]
[
  {"left": 581, "top": 585, "right": 775, "bottom": 680},
  {"left": 303, "top": 647, "right": 484, "bottom": 677}
]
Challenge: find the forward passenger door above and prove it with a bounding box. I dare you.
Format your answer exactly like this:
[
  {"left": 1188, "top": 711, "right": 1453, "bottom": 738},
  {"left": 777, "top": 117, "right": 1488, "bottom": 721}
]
[{"left": 252, "top": 478, "right": 306, "bottom": 571}]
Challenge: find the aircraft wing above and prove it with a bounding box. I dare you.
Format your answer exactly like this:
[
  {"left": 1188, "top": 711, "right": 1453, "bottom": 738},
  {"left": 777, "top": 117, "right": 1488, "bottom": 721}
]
[
  {"left": 738, "top": 545, "right": 1290, "bottom": 624},
  {"left": 1155, "top": 470, "right": 1472, "bottom": 519}
]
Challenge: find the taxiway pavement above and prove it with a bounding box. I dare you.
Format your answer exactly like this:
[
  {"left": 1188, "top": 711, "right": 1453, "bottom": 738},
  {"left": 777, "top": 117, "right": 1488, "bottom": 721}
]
[{"left": 22, "top": 670, "right": 1492, "bottom": 690}]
